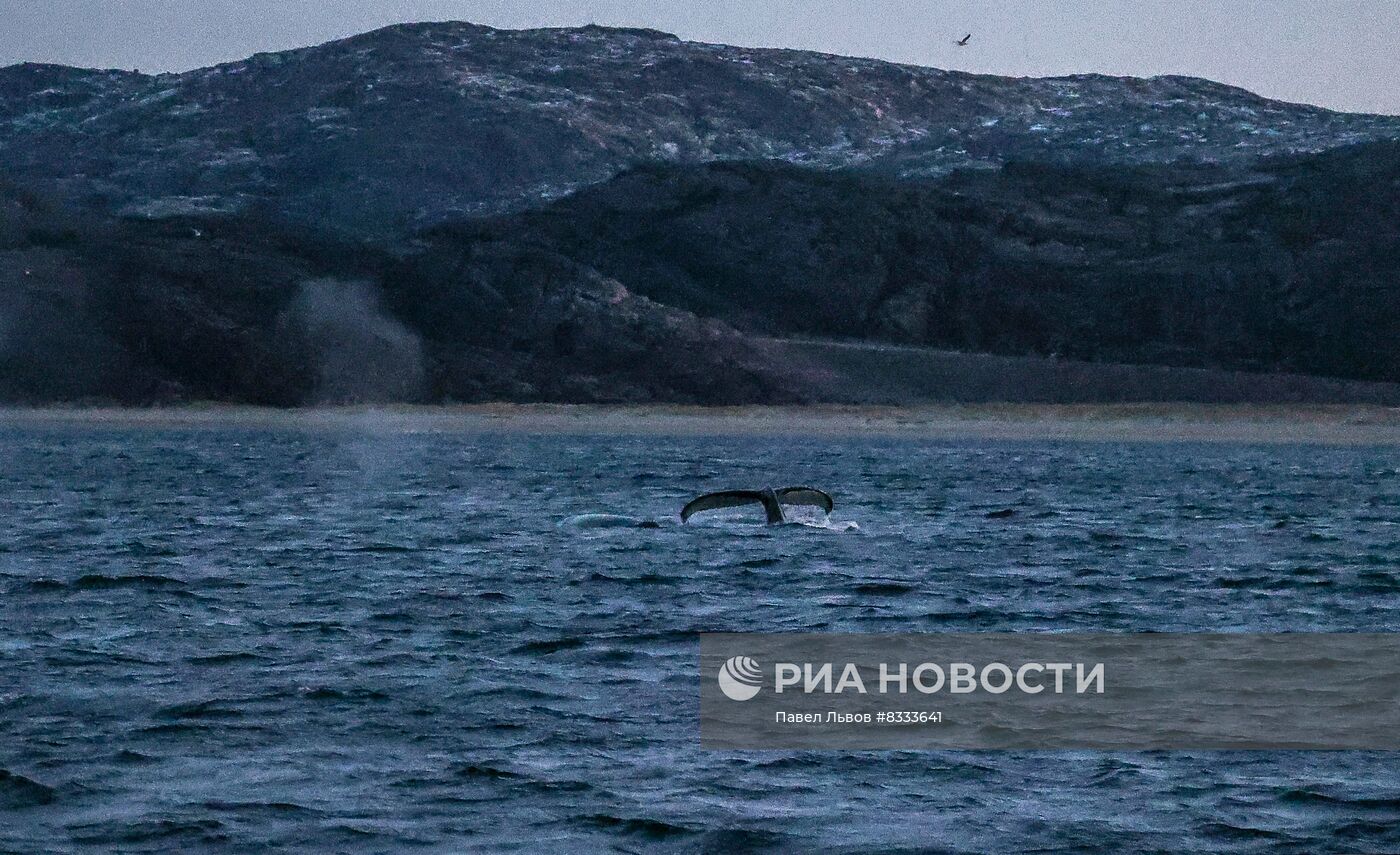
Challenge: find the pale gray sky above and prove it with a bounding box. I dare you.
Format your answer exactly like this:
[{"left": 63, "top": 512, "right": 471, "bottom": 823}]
[{"left": 2, "top": 0, "right": 1397, "bottom": 114}]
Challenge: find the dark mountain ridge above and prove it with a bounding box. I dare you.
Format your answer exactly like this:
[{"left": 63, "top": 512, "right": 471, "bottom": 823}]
[
  {"left": 424, "top": 140, "right": 1400, "bottom": 385},
  {"left": 2, "top": 22, "right": 1399, "bottom": 404},
  {"left": 0, "top": 181, "right": 813, "bottom": 404},
  {"left": 3, "top": 140, "right": 1400, "bottom": 404},
  {"left": 2, "top": 22, "right": 1398, "bottom": 236}
]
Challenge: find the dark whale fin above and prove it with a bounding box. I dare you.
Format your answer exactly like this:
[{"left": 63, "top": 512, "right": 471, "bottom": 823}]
[
  {"left": 775, "top": 487, "right": 834, "bottom": 515},
  {"left": 681, "top": 490, "right": 771, "bottom": 523},
  {"left": 681, "top": 487, "right": 834, "bottom": 524}
]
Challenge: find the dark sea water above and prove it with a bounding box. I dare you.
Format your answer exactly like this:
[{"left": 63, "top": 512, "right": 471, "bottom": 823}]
[{"left": 2, "top": 422, "right": 1400, "bottom": 853}]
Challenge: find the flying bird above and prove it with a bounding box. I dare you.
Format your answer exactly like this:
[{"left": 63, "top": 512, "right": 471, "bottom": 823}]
[{"left": 956, "top": 33, "right": 972, "bottom": 46}]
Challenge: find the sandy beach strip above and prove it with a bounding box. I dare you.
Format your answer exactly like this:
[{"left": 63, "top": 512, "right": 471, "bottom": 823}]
[{"left": 3, "top": 403, "right": 1400, "bottom": 444}]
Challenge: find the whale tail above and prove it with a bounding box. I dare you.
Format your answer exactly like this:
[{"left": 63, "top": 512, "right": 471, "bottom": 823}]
[{"left": 681, "top": 487, "right": 834, "bottom": 524}]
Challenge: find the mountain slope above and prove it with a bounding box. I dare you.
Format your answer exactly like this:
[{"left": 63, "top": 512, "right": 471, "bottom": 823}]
[
  {"left": 433, "top": 140, "right": 1400, "bottom": 384},
  {"left": 1, "top": 22, "right": 1398, "bottom": 236},
  {"left": 4, "top": 140, "right": 1400, "bottom": 405},
  {"left": 0, "top": 183, "right": 814, "bottom": 404}
]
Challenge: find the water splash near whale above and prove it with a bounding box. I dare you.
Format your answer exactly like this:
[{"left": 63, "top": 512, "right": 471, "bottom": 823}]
[{"left": 559, "top": 513, "right": 662, "bottom": 530}]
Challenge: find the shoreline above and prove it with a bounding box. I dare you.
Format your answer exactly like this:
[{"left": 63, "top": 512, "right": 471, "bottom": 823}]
[{"left": 3, "top": 403, "right": 1400, "bottom": 444}]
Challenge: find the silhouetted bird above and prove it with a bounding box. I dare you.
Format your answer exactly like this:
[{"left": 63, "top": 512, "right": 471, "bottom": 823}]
[{"left": 956, "top": 34, "right": 972, "bottom": 46}]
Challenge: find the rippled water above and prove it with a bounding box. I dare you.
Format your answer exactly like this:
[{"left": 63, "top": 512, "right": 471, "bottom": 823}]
[{"left": 2, "top": 423, "right": 1400, "bottom": 853}]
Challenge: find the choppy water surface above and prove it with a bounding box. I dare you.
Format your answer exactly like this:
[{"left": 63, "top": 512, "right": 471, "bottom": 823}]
[{"left": 2, "top": 423, "right": 1400, "bottom": 853}]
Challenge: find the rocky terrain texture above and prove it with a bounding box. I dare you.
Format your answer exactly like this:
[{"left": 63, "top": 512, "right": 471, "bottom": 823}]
[
  {"left": 2, "top": 22, "right": 1399, "bottom": 236},
  {"left": 4, "top": 138, "right": 1399, "bottom": 405},
  {"left": 0, "top": 183, "right": 816, "bottom": 404},
  {"left": 463, "top": 141, "right": 1400, "bottom": 385},
  {"left": 1, "top": 22, "right": 1399, "bottom": 405}
]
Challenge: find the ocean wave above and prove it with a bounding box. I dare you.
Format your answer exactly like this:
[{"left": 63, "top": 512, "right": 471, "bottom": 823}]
[{"left": 0, "top": 769, "right": 56, "bottom": 809}]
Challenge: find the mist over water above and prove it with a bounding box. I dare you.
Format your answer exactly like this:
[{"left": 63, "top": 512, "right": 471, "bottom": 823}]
[
  {"left": 284, "top": 280, "right": 427, "bottom": 404},
  {"left": 2, "top": 425, "right": 1399, "bottom": 851}
]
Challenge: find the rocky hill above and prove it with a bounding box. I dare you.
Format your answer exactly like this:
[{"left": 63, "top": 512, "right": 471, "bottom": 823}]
[
  {"left": 3, "top": 22, "right": 1399, "bottom": 405},
  {"left": 3, "top": 140, "right": 1400, "bottom": 405},
  {"left": 0, "top": 183, "right": 815, "bottom": 404},
  {"left": 2, "top": 22, "right": 1398, "bottom": 236},
  {"left": 449, "top": 141, "right": 1400, "bottom": 385}
]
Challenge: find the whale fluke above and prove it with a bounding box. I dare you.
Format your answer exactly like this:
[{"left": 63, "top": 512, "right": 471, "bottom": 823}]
[
  {"left": 681, "top": 487, "right": 834, "bottom": 524},
  {"left": 680, "top": 490, "right": 772, "bottom": 523}
]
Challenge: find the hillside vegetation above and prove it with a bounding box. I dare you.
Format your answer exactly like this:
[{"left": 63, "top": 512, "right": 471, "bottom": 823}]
[
  {"left": 436, "top": 141, "right": 1400, "bottom": 385},
  {"left": 3, "top": 141, "right": 1399, "bottom": 404},
  {"left": 2, "top": 23, "right": 1398, "bottom": 404},
  {"left": 1, "top": 22, "right": 1397, "bottom": 236}
]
